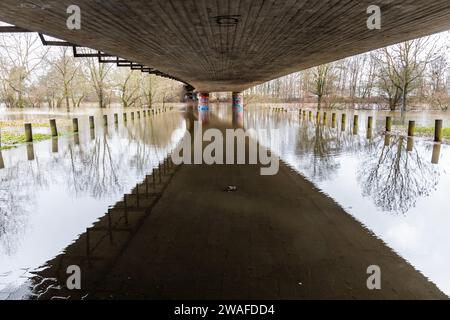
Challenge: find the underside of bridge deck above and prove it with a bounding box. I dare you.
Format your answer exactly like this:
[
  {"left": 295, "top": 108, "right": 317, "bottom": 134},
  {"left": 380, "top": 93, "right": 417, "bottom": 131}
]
[{"left": 0, "top": 0, "right": 449, "bottom": 92}]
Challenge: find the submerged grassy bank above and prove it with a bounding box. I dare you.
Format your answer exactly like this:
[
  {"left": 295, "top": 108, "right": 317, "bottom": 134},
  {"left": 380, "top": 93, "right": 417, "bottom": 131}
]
[
  {"left": 0, "top": 132, "right": 53, "bottom": 150},
  {"left": 394, "top": 124, "right": 450, "bottom": 141},
  {"left": 0, "top": 120, "right": 71, "bottom": 150},
  {"left": 414, "top": 126, "right": 450, "bottom": 139}
]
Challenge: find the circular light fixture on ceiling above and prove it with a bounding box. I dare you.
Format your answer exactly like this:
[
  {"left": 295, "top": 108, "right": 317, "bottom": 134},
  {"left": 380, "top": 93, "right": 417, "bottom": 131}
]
[{"left": 212, "top": 15, "right": 241, "bottom": 27}]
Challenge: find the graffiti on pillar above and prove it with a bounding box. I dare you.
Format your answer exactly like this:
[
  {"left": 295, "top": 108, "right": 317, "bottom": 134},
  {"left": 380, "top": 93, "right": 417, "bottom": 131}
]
[
  {"left": 198, "top": 93, "right": 210, "bottom": 111},
  {"left": 232, "top": 93, "right": 244, "bottom": 112}
]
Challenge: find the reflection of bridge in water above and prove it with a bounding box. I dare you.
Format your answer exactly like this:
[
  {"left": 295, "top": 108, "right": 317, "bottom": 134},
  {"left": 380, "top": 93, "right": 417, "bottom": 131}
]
[{"left": 17, "top": 107, "right": 447, "bottom": 299}]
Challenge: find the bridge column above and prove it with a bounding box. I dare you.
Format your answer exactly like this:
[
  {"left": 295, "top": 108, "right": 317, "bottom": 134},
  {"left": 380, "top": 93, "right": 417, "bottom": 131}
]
[
  {"left": 198, "top": 92, "right": 210, "bottom": 111},
  {"left": 232, "top": 92, "right": 244, "bottom": 128},
  {"left": 197, "top": 92, "right": 210, "bottom": 124}
]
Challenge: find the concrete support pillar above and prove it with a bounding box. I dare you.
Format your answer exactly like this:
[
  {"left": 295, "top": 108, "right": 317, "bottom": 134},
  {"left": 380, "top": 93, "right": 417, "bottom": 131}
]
[
  {"left": 232, "top": 92, "right": 244, "bottom": 112},
  {"left": 232, "top": 92, "right": 244, "bottom": 128},
  {"left": 198, "top": 92, "right": 210, "bottom": 111}
]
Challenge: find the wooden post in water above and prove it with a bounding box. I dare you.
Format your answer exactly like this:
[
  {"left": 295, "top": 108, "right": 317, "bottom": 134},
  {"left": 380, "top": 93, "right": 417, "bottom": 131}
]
[
  {"left": 353, "top": 115, "right": 359, "bottom": 135},
  {"left": 114, "top": 113, "right": 118, "bottom": 124},
  {"left": 331, "top": 113, "right": 336, "bottom": 128},
  {"left": 52, "top": 137, "right": 58, "bottom": 153},
  {"left": 367, "top": 116, "right": 373, "bottom": 139},
  {"left": 123, "top": 113, "right": 127, "bottom": 122},
  {"left": 0, "top": 151, "right": 4, "bottom": 169},
  {"left": 384, "top": 134, "right": 391, "bottom": 146},
  {"left": 24, "top": 123, "right": 33, "bottom": 142},
  {"left": 341, "top": 114, "right": 347, "bottom": 131},
  {"left": 50, "top": 119, "right": 58, "bottom": 137},
  {"left": 407, "top": 137, "right": 414, "bottom": 152},
  {"left": 432, "top": 143, "right": 441, "bottom": 164},
  {"left": 131, "top": 112, "right": 135, "bottom": 121},
  {"left": 386, "top": 116, "right": 392, "bottom": 132},
  {"left": 323, "top": 112, "right": 327, "bottom": 125},
  {"left": 137, "top": 111, "right": 140, "bottom": 119},
  {"left": 27, "top": 144, "right": 34, "bottom": 160},
  {"left": 308, "top": 111, "right": 312, "bottom": 121},
  {"left": 367, "top": 116, "right": 373, "bottom": 130},
  {"left": 89, "top": 116, "right": 95, "bottom": 129},
  {"left": 434, "top": 120, "right": 443, "bottom": 142},
  {"left": 103, "top": 115, "right": 108, "bottom": 126},
  {"left": 408, "top": 120, "right": 415, "bottom": 137},
  {"left": 316, "top": 112, "right": 320, "bottom": 124},
  {"left": 73, "top": 118, "right": 79, "bottom": 133}
]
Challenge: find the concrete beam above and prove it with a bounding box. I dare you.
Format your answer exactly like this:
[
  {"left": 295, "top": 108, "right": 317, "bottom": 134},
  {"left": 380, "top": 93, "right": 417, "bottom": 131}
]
[{"left": 0, "top": 1, "right": 449, "bottom": 92}]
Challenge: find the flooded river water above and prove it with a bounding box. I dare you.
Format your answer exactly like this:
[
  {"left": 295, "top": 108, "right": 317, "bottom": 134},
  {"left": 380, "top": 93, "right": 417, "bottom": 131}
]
[
  {"left": 242, "top": 105, "right": 450, "bottom": 296},
  {"left": 1, "top": 104, "right": 450, "bottom": 298},
  {"left": 0, "top": 109, "right": 185, "bottom": 299}
]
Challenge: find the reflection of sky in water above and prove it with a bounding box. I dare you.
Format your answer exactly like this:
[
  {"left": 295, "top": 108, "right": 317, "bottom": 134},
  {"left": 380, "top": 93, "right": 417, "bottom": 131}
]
[
  {"left": 246, "top": 108, "right": 450, "bottom": 296},
  {"left": 0, "top": 112, "right": 185, "bottom": 298}
]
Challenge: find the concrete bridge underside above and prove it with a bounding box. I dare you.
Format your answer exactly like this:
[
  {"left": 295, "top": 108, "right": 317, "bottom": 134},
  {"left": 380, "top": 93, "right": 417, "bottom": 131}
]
[{"left": 1, "top": 0, "right": 450, "bottom": 92}]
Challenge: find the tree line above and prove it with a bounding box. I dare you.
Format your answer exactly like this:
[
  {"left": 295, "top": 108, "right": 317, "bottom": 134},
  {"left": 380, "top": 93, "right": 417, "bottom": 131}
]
[
  {"left": 0, "top": 33, "right": 185, "bottom": 110},
  {"left": 246, "top": 32, "right": 450, "bottom": 112}
]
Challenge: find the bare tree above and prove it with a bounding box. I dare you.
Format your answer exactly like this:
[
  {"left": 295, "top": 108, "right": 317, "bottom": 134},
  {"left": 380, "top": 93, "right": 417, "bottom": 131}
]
[
  {"left": 375, "top": 37, "right": 441, "bottom": 113},
  {"left": 85, "top": 57, "right": 112, "bottom": 108},
  {"left": 45, "top": 47, "right": 80, "bottom": 111},
  {"left": 116, "top": 69, "right": 141, "bottom": 108},
  {"left": 309, "top": 64, "right": 335, "bottom": 110},
  {"left": 0, "top": 33, "right": 48, "bottom": 108}
]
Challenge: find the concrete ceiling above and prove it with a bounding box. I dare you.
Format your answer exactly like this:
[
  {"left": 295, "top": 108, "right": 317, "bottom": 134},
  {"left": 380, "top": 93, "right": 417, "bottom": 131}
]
[{"left": 0, "top": 0, "right": 450, "bottom": 92}]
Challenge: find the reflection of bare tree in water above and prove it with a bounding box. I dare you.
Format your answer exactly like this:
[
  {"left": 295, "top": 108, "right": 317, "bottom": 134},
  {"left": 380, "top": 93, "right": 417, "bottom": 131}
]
[
  {"left": 64, "top": 135, "right": 122, "bottom": 199},
  {"left": 0, "top": 159, "right": 48, "bottom": 256},
  {"left": 357, "top": 135, "right": 440, "bottom": 214},
  {"left": 294, "top": 124, "right": 342, "bottom": 182}
]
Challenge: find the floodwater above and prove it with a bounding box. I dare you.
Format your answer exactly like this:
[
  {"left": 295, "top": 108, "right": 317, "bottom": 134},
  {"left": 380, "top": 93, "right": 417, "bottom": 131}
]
[
  {"left": 0, "top": 110, "right": 185, "bottom": 299},
  {"left": 243, "top": 105, "right": 450, "bottom": 297},
  {"left": 1, "top": 103, "right": 450, "bottom": 298}
]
